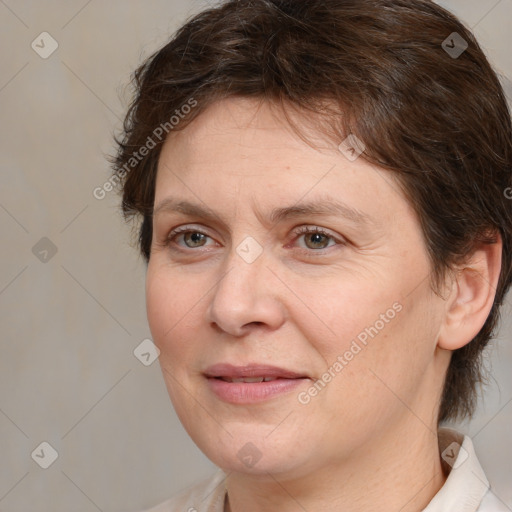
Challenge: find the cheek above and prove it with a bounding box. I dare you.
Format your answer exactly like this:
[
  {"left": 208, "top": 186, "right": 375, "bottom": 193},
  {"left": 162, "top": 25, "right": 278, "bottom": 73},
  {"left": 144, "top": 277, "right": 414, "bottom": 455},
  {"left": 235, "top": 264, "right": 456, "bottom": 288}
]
[
  {"left": 290, "top": 277, "right": 397, "bottom": 360},
  {"left": 145, "top": 267, "right": 204, "bottom": 411},
  {"left": 329, "top": 286, "right": 441, "bottom": 412},
  {"left": 145, "top": 265, "right": 203, "bottom": 354},
  {"left": 297, "top": 276, "right": 434, "bottom": 394}
]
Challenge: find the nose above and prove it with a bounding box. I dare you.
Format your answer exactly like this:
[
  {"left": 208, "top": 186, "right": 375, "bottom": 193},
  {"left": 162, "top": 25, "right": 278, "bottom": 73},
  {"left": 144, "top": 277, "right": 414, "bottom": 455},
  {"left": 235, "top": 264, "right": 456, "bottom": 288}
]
[{"left": 206, "top": 245, "right": 286, "bottom": 337}]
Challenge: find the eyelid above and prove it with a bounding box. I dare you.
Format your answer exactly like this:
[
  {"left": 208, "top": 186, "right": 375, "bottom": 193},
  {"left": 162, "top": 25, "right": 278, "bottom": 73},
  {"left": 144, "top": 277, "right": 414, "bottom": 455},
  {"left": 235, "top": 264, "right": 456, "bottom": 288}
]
[
  {"left": 168, "top": 224, "right": 210, "bottom": 236},
  {"left": 291, "top": 225, "right": 343, "bottom": 241}
]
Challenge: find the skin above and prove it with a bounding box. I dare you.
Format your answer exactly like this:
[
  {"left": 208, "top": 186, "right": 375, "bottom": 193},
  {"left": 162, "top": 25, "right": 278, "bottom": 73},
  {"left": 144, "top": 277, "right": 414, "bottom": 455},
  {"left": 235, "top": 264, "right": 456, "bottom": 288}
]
[{"left": 146, "top": 97, "right": 502, "bottom": 512}]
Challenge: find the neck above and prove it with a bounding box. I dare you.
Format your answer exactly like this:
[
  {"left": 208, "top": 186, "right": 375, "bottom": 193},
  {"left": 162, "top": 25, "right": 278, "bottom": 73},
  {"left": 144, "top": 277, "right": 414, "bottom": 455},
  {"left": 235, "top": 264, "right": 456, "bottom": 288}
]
[{"left": 224, "top": 420, "right": 446, "bottom": 512}]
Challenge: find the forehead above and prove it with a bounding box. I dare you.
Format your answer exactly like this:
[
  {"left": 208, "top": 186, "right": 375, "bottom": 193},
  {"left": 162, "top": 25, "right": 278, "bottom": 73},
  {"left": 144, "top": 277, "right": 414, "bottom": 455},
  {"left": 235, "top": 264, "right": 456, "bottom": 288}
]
[
  {"left": 160, "top": 97, "right": 341, "bottom": 163},
  {"left": 154, "top": 97, "right": 411, "bottom": 229}
]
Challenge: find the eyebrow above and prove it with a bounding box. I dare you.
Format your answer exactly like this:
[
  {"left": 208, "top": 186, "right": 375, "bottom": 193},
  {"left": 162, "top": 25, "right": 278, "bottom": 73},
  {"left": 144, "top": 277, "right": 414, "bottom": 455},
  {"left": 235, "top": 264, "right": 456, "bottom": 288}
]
[{"left": 153, "top": 196, "right": 375, "bottom": 228}]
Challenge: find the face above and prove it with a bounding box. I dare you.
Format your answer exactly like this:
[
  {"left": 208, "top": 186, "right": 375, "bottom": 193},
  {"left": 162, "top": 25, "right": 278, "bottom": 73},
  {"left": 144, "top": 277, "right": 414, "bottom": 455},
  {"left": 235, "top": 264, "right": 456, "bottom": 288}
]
[{"left": 146, "top": 97, "right": 449, "bottom": 478}]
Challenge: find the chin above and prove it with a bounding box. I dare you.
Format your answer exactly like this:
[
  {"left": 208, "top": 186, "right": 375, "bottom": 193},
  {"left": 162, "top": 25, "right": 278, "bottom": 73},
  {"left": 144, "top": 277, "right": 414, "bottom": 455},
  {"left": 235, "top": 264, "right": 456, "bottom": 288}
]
[{"left": 192, "top": 430, "right": 315, "bottom": 478}]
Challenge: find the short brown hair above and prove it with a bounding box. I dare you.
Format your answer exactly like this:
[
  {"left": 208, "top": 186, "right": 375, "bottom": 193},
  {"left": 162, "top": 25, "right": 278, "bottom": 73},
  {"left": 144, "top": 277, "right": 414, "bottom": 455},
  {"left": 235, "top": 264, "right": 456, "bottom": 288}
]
[{"left": 112, "top": 0, "right": 512, "bottom": 423}]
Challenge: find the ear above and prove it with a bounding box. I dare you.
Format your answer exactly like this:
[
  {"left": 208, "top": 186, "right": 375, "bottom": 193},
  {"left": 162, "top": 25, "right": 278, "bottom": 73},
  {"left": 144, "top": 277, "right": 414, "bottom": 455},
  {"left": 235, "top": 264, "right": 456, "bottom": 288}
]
[{"left": 438, "top": 232, "right": 502, "bottom": 351}]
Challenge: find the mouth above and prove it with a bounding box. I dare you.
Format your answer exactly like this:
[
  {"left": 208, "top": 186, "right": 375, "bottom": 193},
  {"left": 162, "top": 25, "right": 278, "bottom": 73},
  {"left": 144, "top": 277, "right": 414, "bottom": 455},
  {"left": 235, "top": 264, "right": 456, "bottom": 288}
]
[
  {"left": 204, "top": 363, "right": 310, "bottom": 403},
  {"left": 204, "top": 362, "right": 308, "bottom": 380},
  {"left": 214, "top": 376, "right": 287, "bottom": 383}
]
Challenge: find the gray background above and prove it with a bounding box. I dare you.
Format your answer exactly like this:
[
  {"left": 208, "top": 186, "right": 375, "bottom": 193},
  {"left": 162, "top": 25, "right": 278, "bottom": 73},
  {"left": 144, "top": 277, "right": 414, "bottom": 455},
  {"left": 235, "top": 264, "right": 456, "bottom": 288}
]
[{"left": 0, "top": 1, "right": 510, "bottom": 511}]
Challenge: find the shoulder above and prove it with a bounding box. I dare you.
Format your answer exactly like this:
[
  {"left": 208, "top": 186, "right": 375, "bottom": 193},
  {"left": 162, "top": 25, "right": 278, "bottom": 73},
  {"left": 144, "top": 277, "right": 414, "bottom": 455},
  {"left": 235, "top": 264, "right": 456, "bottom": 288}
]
[
  {"left": 140, "top": 469, "right": 227, "bottom": 512},
  {"left": 477, "top": 489, "right": 511, "bottom": 512}
]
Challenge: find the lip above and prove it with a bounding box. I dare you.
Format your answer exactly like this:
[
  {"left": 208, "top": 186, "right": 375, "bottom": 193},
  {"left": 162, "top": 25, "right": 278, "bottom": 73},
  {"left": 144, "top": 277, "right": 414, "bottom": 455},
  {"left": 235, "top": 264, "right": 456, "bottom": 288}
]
[
  {"left": 204, "top": 363, "right": 310, "bottom": 404},
  {"left": 204, "top": 363, "right": 308, "bottom": 380}
]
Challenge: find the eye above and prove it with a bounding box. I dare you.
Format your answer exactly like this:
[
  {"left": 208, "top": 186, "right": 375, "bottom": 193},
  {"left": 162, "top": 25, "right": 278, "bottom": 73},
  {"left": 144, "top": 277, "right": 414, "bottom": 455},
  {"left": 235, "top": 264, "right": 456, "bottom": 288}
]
[
  {"left": 291, "top": 226, "right": 345, "bottom": 251},
  {"left": 165, "top": 226, "right": 217, "bottom": 249},
  {"left": 163, "top": 225, "right": 345, "bottom": 253}
]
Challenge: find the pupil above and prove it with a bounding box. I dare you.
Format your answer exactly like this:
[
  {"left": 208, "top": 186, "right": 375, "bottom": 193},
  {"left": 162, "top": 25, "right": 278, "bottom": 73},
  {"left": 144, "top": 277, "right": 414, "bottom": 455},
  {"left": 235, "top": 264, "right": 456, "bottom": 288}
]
[
  {"left": 187, "top": 233, "right": 205, "bottom": 246},
  {"left": 308, "top": 233, "right": 326, "bottom": 248}
]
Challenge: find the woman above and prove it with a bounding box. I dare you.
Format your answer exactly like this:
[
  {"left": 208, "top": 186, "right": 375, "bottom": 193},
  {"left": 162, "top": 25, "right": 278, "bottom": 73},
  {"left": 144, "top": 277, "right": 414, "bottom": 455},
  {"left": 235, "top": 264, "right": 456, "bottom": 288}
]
[{"left": 112, "top": 0, "right": 512, "bottom": 510}]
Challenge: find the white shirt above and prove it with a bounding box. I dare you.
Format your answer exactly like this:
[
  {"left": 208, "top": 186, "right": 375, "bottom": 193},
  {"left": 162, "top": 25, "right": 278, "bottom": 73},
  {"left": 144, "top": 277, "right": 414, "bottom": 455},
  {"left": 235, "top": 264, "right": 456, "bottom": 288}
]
[{"left": 142, "top": 429, "right": 509, "bottom": 512}]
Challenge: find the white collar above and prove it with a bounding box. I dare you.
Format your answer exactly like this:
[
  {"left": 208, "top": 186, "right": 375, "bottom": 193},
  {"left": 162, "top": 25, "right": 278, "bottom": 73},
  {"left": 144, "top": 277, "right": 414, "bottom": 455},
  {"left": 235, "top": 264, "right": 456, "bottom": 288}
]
[{"left": 423, "top": 427, "right": 489, "bottom": 511}]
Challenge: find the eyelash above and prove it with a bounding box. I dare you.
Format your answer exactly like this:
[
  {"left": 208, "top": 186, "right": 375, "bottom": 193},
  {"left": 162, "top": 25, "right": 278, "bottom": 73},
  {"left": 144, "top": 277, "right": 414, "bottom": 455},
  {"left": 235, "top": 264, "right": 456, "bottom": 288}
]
[{"left": 164, "top": 225, "right": 345, "bottom": 254}]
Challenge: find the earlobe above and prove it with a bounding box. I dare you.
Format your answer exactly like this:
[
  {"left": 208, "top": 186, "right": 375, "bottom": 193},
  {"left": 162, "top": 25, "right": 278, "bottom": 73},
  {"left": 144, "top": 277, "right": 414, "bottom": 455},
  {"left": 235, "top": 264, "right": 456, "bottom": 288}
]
[{"left": 437, "top": 232, "right": 502, "bottom": 351}]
